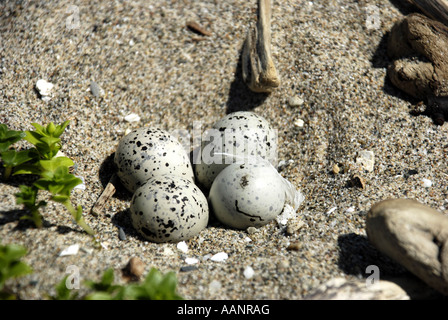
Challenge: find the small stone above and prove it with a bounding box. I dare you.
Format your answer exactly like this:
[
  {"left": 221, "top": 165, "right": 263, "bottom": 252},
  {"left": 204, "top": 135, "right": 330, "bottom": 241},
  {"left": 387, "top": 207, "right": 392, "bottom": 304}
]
[
  {"left": 294, "top": 119, "right": 304, "bottom": 127},
  {"left": 185, "top": 257, "right": 199, "bottom": 265},
  {"left": 366, "top": 199, "right": 448, "bottom": 295},
  {"left": 303, "top": 277, "right": 410, "bottom": 300},
  {"left": 118, "top": 226, "right": 127, "bottom": 241},
  {"left": 124, "top": 113, "right": 141, "bottom": 123},
  {"left": 286, "top": 241, "right": 302, "bottom": 251},
  {"left": 89, "top": 81, "right": 104, "bottom": 97},
  {"left": 180, "top": 265, "right": 198, "bottom": 272},
  {"left": 246, "top": 226, "right": 259, "bottom": 234},
  {"left": 422, "top": 178, "right": 432, "bottom": 188},
  {"left": 73, "top": 175, "right": 85, "bottom": 190},
  {"left": 285, "top": 219, "right": 305, "bottom": 236},
  {"left": 210, "top": 252, "right": 228, "bottom": 262},
  {"left": 356, "top": 150, "right": 375, "bottom": 172},
  {"left": 332, "top": 164, "right": 340, "bottom": 174},
  {"left": 36, "top": 79, "right": 54, "bottom": 101},
  {"left": 122, "top": 256, "right": 145, "bottom": 282},
  {"left": 350, "top": 174, "right": 366, "bottom": 189},
  {"left": 177, "top": 241, "right": 188, "bottom": 253},
  {"left": 243, "top": 266, "right": 255, "bottom": 279},
  {"left": 59, "top": 244, "right": 79, "bottom": 256},
  {"left": 276, "top": 204, "right": 296, "bottom": 226},
  {"left": 288, "top": 96, "right": 304, "bottom": 107}
]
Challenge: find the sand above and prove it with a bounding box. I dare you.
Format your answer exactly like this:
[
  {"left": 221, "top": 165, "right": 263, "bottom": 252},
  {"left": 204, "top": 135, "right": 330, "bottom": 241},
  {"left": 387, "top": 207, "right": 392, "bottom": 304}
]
[{"left": 0, "top": 0, "right": 447, "bottom": 300}]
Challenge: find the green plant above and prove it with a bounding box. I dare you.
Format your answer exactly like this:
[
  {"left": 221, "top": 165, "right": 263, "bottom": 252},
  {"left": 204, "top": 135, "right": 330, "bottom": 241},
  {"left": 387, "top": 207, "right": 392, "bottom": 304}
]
[
  {"left": 50, "top": 267, "right": 183, "bottom": 300},
  {"left": 0, "top": 242, "right": 33, "bottom": 300},
  {"left": 0, "top": 121, "right": 94, "bottom": 235}
]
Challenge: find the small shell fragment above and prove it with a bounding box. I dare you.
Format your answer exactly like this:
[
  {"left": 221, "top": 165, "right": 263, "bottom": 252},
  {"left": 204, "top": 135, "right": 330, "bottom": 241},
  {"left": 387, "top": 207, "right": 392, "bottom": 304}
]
[
  {"left": 124, "top": 113, "right": 141, "bottom": 123},
  {"left": 177, "top": 241, "right": 189, "bottom": 253},
  {"left": 210, "top": 252, "right": 228, "bottom": 262},
  {"left": 59, "top": 244, "right": 80, "bottom": 256},
  {"left": 36, "top": 79, "right": 54, "bottom": 101},
  {"left": 243, "top": 266, "right": 255, "bottom": 279}
]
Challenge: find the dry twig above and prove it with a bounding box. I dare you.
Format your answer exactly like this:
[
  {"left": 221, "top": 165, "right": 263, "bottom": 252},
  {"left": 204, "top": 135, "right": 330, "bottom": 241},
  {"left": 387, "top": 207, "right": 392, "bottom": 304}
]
[{"left": 242, "top": 0, "right": 280, "bottom": 93}]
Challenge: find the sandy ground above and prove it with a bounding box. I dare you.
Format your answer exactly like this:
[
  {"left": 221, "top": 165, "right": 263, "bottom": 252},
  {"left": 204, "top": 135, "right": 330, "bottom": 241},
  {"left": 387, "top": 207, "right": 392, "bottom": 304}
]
[{"left": 0, "top": 0, "right": 447, "bottom": 300}]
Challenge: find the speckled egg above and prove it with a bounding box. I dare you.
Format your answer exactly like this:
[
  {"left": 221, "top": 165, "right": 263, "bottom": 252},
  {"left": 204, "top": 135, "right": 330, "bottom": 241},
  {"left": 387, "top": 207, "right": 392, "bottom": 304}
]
[
  {"left": 194, "top": 111, "right": 278, "bottom": 189},
  {"left": 130, "top": 174, "right": 209, "bottom": 242},
  {"left": 114, "top": 127, "right": 194, "bottom": 193},
  {"left": 208, "top": 161, "right": 286, "bottom": 229}
]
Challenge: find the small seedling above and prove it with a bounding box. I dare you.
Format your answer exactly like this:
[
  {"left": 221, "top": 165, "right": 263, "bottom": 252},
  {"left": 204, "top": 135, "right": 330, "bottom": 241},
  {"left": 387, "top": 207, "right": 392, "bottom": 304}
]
[
  {"left": 50, "top": 267, "right": 183, "bottom": 300},
  {"left": 0, "top": 121, "right": 95, "bottom": 235},
  {"left": 0, "top": 241, "right": 33, "bottom": 300}
]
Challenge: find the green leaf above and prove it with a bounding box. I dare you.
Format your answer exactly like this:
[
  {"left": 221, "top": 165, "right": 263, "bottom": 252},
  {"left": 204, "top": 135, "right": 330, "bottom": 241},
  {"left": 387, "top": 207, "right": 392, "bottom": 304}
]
[
  {"left": 29, "top": 123, "right": 46, "bottom": 136},
  {"left": 34, "top": 164, "right": 81, "bottom": 197},
  {"left": 50, "top": 195, "right": 70, "bottom": 203},
  {"left": 52, "top": 121, "right": 70, "bottom": 138},
  {"left": 84, "top": 268, "right": 121, "bottom": 295},
  {"left": 1, "top": 149, "right": 37, "bottom": 168},
  {"left": 15, "top": 185, "right": 38, "bottom": 207},
  {"left": 13, "top": 163, "right": 42, "bottom": 175},
  {"left": 48, "top": 276, "right": 79, "bottom": 300},
  {"left": 0, "top": 124, "right": 26, "bottom": 153},
  {"left": 0, "top": 242, "right": 33, "bottom": 290},
  {"left": 38, "top": 157, "right": 74, "bottom": 174},
  {"left": 23, "top": 130, "right": 44, "bottom": 148}
]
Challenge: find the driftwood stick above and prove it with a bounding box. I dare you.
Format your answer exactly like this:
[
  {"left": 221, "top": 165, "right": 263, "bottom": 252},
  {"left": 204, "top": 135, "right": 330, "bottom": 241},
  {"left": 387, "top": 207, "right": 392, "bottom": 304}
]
[
  {"left": 242, "top": 0, "right": 280, "bottom": 93},
  {"left": 409, "top": 0, "right": 448, "bottom": 26},
  {"left": 90, "top": 174, "right": 117, "bottom": 216}
]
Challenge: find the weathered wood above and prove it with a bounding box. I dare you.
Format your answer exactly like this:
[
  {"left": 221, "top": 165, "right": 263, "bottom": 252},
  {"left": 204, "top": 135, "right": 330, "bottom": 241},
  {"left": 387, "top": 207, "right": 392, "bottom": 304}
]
[
  {"left": 90, "top": 174, "right": 117, "bottom": 216},
  {"left": 409, "top": 0, "right": 448, "bottom": 26},
  {"left": 242, "top": 0, "right": 280, "bottom": 93}
]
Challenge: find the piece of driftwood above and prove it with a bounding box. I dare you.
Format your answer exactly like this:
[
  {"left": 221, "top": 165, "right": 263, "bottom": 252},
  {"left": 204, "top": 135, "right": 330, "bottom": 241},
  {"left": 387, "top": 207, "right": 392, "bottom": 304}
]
[
  {"left": 186, "top": 21, "right": 212, "bottom": 37},
  {"left": 387, "top": 13, "right": 448, "bottom": 99},
  {"left": 90, "top": 174, "right": 117, "bottom": 216},
  {"left": 242, "top": 0, "right": 280, "bottom": 93},
  {"left": 409, "top": 0, "right": 448, "bottom": 26}
]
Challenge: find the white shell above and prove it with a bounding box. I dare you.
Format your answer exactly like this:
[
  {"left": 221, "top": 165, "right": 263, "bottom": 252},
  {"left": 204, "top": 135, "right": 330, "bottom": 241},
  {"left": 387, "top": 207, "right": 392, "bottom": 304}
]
[
  {"left": 114, "top": 127, "right": 194, "bottom": 193},
  {"left": 209, "top": 161, "right": 286, "bottom": 229},
  {"left": 130, "top": 175, "right": 209, "bottom": 242},
  {"left": 194, "top": 111, "right": 277, "bottom": 189}
]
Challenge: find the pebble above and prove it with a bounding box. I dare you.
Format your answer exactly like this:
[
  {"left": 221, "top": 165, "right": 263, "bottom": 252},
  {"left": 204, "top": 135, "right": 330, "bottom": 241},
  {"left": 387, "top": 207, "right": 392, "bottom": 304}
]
[
  {"left": 303, "top": 277, "right": 410, "bottom": 300},
  {"left": 285, "top": 219, "right": 305, "bottom": 236},
  {"left": 243, "top": 266, "right": 255, "bottom": 279},
  {"left": 59, "top": 244, "right": 79, "bottom": 256},
  {"left": 294, "top": 119, "right": 304, "bottom": 127},
  {"left": 210, "top": 252, "right": 228, "bottom": 262},
  {"left": 332, "top": 164, "right": 340, "bottom": 174},
  {"left": 185, "top": 257, "right": 199, "bottom": 265},
  {"left": 356, "top": 150, "right": 375, "bottom": 172},
  {"left": 276, "top": 204, "right": 296, "bottom": 226},
  {"left": 118, "top": 226, "right": 126, "bottom": 241},
  {"left": 122, "top": 256, "right": 145, "bottom": 281},
  {"left": 124, "top": 113, "right": 141, "bottom": 123},
  {"left": 422, "top": 178, "right": 432, "bottom": 188},
  {"left": 89, "top": 81, "right": 104, "bottom": 97},
  {"left": 246, "top": 227, "right": 259, "bottom": 234},
  {"left": 366, "top": 198, "right": 448, "bottom": 295},
  {"left": 177, "top": 241, "right": 189, "bottom": 253},
  {"left": 73, "top": 176, "right": 86, "bottom": 190},
  {"left": 180, "top": 265, "right": 198, "bottom": 272},
  {"left": 288, "top": 96, "right": 304, "bottom": 107},
  {"left": 35, "top": 79, "right": 54, "bottom": 101}
]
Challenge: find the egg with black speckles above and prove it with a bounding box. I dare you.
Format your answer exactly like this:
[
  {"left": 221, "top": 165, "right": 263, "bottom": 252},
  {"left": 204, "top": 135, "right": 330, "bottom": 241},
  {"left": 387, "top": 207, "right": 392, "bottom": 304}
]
[
  {"left": 194, "top": 111, "right": 278, "bottom": 189},
  {"left": 114, "top": 127, "right": 194, "bottom": 193},
  {"left": 130, "top": 174, "right": 209, "bottom": 242},
  {"left": 209, "top": 161, "right": 286, "bottom": 229}
]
